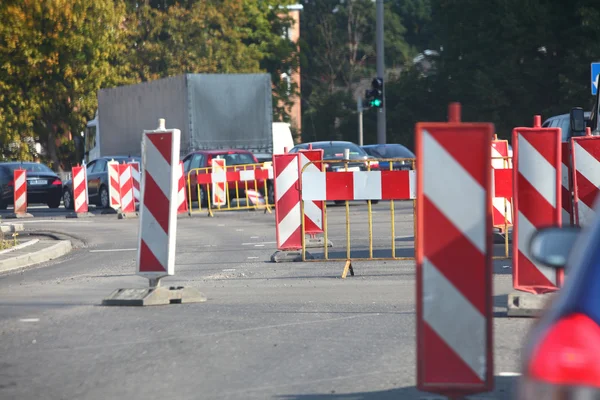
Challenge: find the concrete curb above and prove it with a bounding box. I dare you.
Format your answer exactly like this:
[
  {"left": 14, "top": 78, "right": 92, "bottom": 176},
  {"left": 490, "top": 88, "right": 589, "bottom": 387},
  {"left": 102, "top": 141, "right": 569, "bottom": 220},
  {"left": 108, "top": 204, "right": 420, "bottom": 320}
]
[
  {"left": 0, "top": 240, "right": 72, "bottom": 274},
  {"left": 0, "top": 223, "right": 24, "bottom": 234},
  {"left": 0, "top": 239, "right": 39, "bottom": 255},
  {"left": 3, "top": 212, "right": 33, "bottom": 219},
  {"left": 507, "top": 291, "right": 556, "bottom": 317},
  {"left": 66, "top": 212, "right": 95, "bottom": 219},
  {"left": 271, "top": 250, "right": 314, "bottom": 263},
  {"left": 117, "top": 212, "right": 139, "bottom": 219}
]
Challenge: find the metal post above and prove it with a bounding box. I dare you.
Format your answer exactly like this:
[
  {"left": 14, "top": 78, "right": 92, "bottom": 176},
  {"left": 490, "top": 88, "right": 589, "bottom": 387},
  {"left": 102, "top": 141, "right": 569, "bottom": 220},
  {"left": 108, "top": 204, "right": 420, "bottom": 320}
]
[
  {"left": 357, "top": 97, "right": 364, "bottom": 146},
  {"left": 376, "top": 0, "right": 386, "bottom": 144}
]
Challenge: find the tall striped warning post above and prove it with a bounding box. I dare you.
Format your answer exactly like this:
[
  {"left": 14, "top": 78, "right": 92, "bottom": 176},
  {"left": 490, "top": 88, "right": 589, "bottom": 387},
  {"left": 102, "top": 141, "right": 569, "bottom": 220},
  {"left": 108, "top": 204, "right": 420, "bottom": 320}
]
[
  {"left": 102, "top": 160, "right": 121, "bottom": 214},
  {"left": 561, "top": 141, "right": 574, "bottom": 225},
  {"left": 571, "top": 136, "right": 600, "bottom": 226},
  {"left": 117, "top": 163, "right": 138, "bottom": 219},
  {"left": 298, "top": 149, "right": 333, "bottom": 249},
  {"left": 128, "top": 161, "right": 141, "bottom": 206},
  {"left": 491, "top": 140, "right": 513, "bottom": 231},
  {"left": 102, "top": 119, "right": 206, "bottom": 306},
  {"left": 7, "top": 169, "right": 33, "bottom": 218},
  {"left": 67, "top": 165, "right": 94, "bottom": 218},
  {"left": 211, "top": 158, "right": 227, "bottom": 207},
  {"left": 177, "top": 161, "right": 189, "bottom": 215},
  {"left": 416, "top": 103, "right": 494, "bottom": 398},
  {"left": 270, "top": 153, "right": 307, "bottom": 262}
]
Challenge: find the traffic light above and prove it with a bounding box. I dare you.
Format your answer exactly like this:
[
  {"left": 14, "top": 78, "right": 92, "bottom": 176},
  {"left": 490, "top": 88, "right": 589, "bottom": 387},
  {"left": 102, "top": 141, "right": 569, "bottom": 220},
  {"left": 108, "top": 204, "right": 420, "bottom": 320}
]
[{"left": 365, "top": 77, "right": 383, "bottom": 108}]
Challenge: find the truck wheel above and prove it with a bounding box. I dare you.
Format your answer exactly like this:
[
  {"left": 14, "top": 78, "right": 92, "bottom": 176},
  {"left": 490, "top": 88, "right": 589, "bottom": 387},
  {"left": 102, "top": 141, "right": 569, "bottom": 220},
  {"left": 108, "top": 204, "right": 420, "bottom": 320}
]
[
  {"left": 100, "top": 186, "right": 110, "bottom": 209},
  {"left": 63, "top": 190, "right": 73, "bottom": 210}
]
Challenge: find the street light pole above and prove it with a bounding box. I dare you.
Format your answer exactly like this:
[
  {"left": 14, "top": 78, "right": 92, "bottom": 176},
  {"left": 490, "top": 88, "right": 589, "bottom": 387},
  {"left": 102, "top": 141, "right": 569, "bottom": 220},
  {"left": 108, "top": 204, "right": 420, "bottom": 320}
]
[{"left": 376, "top": 0, "right": 386, "bottom": 144}]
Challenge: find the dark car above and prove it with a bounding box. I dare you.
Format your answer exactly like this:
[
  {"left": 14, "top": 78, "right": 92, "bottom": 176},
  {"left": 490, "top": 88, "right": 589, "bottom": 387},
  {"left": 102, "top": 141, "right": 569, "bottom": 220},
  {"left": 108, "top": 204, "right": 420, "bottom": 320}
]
[
  {"left": 183, "top": 149, "right": 267, "bottom": 206},
  {"left": 289, "top": 141, "right": 378, "bottom": 172},
  {"left": 62, "top": 156, "right": 141, "bottom": 210},
  {"left": 542, "top": 112, "right": 592, "bottom": 142},
  {"left": 361, "top": 144, "right": 415, "bottom": 171},
  {"left": 0, "top": 162, "right": 63, "bottom": 209}
]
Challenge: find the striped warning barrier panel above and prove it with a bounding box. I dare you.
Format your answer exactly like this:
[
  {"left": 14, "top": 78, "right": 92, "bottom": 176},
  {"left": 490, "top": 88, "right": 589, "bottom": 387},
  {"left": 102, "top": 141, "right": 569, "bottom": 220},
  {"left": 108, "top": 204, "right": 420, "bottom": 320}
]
[
  {"left": 513, "top": 115, "right": 563, "bottom": 294},
  {"left": 187, "top": 163, "right": 273, "bottom": 216},
  {"left": 298, "top": 149, "right": 325, "bottom": 236},
  {"left": 128, "top": 161, "right": 141, "bottom": 204},
  {"left": 72, "top": 165, "right": 89, "bottom": 214},
  {"left": 561, "top": 142, "right": 574, "bottom": 225},
  {"left": 211, "top": 158, "right": 227, "bottom": 207},
  {"left": 571, "top": 136, "right": 600, "bottom": 226},
  {"left": 108, "top": 160, "right": 120, "bottom": 211},
  {"left": 491, "top": 139, "right": 513, "bottom": 231},
  {"left": 415, "top": 102, "right": 494, "bottom": 398},
  {"left": 273, "top": 153, "right": 302, "bottom": 251},
  {"left": 13, "top": 169, "right": 27, "bottom": 215},
  {"left": 118, "top": 163, "right": 135, "bottom": 214},
  {"left": 177, "top": 161, "right": 188, "bottom": 214}
]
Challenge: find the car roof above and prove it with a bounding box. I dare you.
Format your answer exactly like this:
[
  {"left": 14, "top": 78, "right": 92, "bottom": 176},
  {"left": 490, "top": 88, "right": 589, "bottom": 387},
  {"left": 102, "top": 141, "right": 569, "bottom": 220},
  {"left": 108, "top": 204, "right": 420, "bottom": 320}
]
[
  {"left": 185, "top": 149, "right": 254, "bottom": 156},
  {"left": 296, "top": 141, "right": 358, "bottom": 147}
]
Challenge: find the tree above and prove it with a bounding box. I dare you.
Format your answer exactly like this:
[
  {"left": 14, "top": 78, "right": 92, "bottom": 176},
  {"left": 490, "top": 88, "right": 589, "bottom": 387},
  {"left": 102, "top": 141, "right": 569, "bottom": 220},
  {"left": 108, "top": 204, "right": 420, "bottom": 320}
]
[{"left": 0, "top": 0, "right": 128, "bottom": 169}]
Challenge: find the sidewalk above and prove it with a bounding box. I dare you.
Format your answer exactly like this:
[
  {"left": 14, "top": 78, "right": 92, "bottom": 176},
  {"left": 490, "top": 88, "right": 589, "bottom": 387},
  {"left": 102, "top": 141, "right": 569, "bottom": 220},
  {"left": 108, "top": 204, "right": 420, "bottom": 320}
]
[{"left": 0, "top": 224, "right": 72, "bottom": 274}]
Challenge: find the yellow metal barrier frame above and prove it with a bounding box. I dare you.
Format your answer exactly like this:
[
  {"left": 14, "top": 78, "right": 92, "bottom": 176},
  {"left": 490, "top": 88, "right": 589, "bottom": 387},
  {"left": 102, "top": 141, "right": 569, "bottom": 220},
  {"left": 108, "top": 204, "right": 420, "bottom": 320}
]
[
  {"left": 492, "top": 155, "right": 513, "bottom": 260},
  {"left": 186, "top": 162, "right": 273, "bottom": 217},
  {"left": 298, "top": 158, "right": 418, "bottom": 275}
]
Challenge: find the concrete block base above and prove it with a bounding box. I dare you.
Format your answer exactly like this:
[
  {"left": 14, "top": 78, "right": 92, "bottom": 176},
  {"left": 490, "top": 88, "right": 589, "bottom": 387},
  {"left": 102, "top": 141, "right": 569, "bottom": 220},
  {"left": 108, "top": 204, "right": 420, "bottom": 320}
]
[
  {"left": 102, "top": 286, "right": 207, "bottom": 306},
  {"left": 117, "top": 212, "right": 139, "bottom": 219},
  {"left": 270, "top": 250, "right": 314, "bottom": 263},
  {"left": 4, "top": 212, "right": 33, "bottom": 219},
  {"left": 66, "top": 212, "right": 95, "bottom": 219},
  {"left": 305, "top": 237, "right": 334, "bottom": 248},
  {"left": 507, "top": 291, "right": 557, "bottom": 317},
  {"left": 0, "top": 223, "right": 24, "bottom": 233}
]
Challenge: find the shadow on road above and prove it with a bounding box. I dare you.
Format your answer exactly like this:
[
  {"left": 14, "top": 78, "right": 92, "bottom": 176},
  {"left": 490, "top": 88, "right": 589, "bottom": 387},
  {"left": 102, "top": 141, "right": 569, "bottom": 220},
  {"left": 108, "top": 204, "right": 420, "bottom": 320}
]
[{"left": 276, "top": 376, "right": 518, "bottom": 400}]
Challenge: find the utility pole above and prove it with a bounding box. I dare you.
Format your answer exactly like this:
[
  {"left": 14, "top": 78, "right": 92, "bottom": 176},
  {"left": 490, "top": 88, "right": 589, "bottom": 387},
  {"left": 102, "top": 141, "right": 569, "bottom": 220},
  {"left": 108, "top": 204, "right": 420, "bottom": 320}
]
[
  {"left": 357, "top": 97, "right": 364, "bottom": 146},
  {"left": 376, "top": 0, "right": 386, "bottom": 144}
]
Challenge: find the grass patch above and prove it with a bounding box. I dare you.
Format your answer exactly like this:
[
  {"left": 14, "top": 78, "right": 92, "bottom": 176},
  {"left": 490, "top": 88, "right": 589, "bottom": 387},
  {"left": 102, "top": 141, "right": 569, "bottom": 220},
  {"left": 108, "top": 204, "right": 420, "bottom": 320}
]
[{"left": 0, "top": 240, "right": 13, "bottom": 250}]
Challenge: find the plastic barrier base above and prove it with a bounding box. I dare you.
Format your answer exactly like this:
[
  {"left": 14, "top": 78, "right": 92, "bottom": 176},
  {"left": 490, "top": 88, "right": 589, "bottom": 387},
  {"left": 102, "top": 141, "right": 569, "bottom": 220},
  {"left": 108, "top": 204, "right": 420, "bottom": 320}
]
[
  {"left": 117, "top": 212, "right": 139, "bottom": 219},
  {"left": 507, "top": 292, "right": 557, "bottom": 317},
  {"left": 271, "top": 250, "right": 314, "bottom": 263},
  {"left": 305, "top": 237, "right": 334, "bottom": 248},
  {"left": 66, "top": 212, "right": 95, "bottom": 219},
  {"left": 102, "top": 286, "right": 207, "bottom": 306},
  {"left": 4, "top": 212, "right": 33, "bottom": 219}
]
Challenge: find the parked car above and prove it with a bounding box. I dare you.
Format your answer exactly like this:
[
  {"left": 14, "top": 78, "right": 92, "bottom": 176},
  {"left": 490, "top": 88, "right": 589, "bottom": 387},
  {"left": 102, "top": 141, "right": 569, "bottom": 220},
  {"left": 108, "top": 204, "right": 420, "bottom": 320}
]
[
  {"left": 0, "top": 162, "right": 63, "bottom": 209},
  {"left": 289, "top": 141, "right": 379, "bottom": 171},
  {"left": 361, "top": 143, "right": 415, "bottom": 171},
  {"left": 62, "top": 156, "right": 141, "bottom": 210},
  {"left": 289, "top": 141, "right": 379, "bottom": 204},
  {"left": 183, "top": 149, "right": 268, "bottom": 207},
  {"left": 517, "top": 210, "right": 600, "bottom": 397}
]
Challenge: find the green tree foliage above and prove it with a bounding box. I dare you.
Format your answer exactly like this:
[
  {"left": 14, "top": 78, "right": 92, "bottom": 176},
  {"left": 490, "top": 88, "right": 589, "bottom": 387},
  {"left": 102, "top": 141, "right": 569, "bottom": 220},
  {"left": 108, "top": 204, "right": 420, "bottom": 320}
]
[{"left": 0, "top": 0, "right": 128, "bottom": 169}]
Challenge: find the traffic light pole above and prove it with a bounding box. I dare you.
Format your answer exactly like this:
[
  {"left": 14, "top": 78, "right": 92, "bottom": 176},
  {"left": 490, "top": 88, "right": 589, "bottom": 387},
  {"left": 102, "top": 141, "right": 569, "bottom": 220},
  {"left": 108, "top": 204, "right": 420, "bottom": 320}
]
[
  {"left": 357, "top": 97, "right": 364, "bottom": 146},
  {"left": 376, "top": 0, "right": 386, "bottom": 144}
]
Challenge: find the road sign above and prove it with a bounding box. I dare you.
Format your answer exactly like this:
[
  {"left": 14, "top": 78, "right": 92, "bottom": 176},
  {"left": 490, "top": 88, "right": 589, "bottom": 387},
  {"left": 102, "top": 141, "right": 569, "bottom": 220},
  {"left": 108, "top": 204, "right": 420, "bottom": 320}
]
[{"left": 591, "top": 63, "right": 600, "bottom": 95}]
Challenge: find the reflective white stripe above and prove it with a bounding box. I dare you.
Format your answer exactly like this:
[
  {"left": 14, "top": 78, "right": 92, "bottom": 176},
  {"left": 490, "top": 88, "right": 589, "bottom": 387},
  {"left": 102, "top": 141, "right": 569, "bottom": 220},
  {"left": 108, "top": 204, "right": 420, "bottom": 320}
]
[
  {"left": 303, "top": 199, "right": 322, "bottom": 229},
  {"left": 267, "top": 166, "right": 274, "bottom": 180},
  {"left": 423, "top": 257, "right": 486, "bottom": 380},
  {"left": 353, "top": 171, "right": 382, "bottom": 200},
  {"left": 518, "top": 134, "right": 557, "bottom": 208},
  {"left": 278, "top": 203, "right": 301, "bottom": 245},
  {"left": 301, "top": 171, "right": 326, "bottom": 201},
  {"left": 143, "top": 141, "right": 171, "bottom": 197},
  {"left": 14, "top": 194, "right": 26, "bottom": 210},
  {"left": 562, "top": 162, "right": 570, "bottom": 190},
  {"left": 409, "top": 170, "right": 417, "bottom": 199},
  {"left": 276, "top": 159, "right": 298, "bottom": 202},
  {"left": 491, "top": 147, "right": 505, "bottom": 169},
  {"left": 574, "top": 142, "right": 600, "bottom": 188},
  {"left": 211, "top": 172, "right": 226, "bottom": 183},
  {"left": 518, "top": 211, "right": 557, "bottom": 285},
  {"left": 423, "top": 130, "right": 486, "bottom": 253},
  {"left": 75, "top": 191, "right": 86, "bottom": 210},
  {"left": 121, "top": 189, "right": 133, "bottom": 208},
  {"left": 578, "top": 199, "right": 596, "bottom": 226},
  {"left": 140, "top": 203, "right": 170, "bottom": 268},
  {"left": 15, "top": 172, "right": 26, "bottom": 189},
  {"left": 239, "top": 170, "right": 255, "bottom": 181},
  {"left": 120, "top": 166, "right": 132, "bottom": 186},
  {"left": 73, "top": 169, "right": 84, "bottom": 189},
  {"left": 493, "top": 197, "right": 512, "bottom": 223},
  {"left": 562, "top": 208, "right": 571, "bottom": 224}
]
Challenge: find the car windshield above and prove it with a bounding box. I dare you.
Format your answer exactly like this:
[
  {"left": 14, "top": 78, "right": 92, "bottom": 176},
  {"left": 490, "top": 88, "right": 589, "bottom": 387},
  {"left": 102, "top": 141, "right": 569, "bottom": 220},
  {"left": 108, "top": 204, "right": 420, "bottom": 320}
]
[
  {"left": 364, "top": 145, "right": 415, "bottom": 159},
  {"left": 215, "top": 153, "right": 256, "bottom": 166},
  {"left": 4, "top": 163, "right": 54, "bottom": 174},
  {"left": 302, "top": 144, "right": 367, "bottom": 160}
]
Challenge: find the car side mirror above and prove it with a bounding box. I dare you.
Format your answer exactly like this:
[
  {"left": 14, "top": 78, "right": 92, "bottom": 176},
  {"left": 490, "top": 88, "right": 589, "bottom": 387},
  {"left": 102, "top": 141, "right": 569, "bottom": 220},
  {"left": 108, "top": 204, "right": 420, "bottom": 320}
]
[
  {"left": 529, "top": 226, "right": 581, "bottom": 269},
  {"left": 570, "top": 107, "right": 586, "bottom": 135}
]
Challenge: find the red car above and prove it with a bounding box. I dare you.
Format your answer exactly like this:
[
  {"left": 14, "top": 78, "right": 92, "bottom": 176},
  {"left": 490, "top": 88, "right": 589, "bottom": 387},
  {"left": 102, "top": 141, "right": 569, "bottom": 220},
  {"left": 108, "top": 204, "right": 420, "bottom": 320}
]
[{"left": 182, "top": 149, "right": 271, "bottom": 207}]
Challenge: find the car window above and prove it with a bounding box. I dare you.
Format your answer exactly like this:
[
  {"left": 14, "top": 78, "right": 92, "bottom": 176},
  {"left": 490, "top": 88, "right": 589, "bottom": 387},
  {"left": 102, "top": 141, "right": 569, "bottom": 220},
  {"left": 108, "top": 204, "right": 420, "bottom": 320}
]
[
  {"left": 317, "top": 145, "right": 366, "bottom": 160},
  {"left": 85, "top": 161, "right": 96, "bottom": 173},
  {"left": 183, "top": 156, "right": 191, "bottom": 172},
  {"left": 558, "top": 118, "right": 571, "bottom": 141},
  {"left": 94, "top": 159, "right": 107, "bottom": 173},
  {"left": 190, "top": 154, "right": 205, "bottom": 170},
  {"left": 2, "top": 163, "right": 54, "bottom": 174},
  {"left": 221, "top": 153, "right": 256, "bottom": 166}
]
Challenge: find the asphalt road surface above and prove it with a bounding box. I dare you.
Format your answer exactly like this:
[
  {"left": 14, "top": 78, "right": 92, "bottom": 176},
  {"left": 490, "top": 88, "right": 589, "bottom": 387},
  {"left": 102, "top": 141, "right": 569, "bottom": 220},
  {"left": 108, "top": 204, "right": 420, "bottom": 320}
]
[{"left": 0, "top": 201, "right": 533, "bottom": 400}]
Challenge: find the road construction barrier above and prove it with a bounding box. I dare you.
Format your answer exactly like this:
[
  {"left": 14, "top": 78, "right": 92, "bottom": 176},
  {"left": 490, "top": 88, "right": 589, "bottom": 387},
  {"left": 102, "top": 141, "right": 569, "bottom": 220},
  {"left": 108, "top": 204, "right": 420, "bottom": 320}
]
[
  {"left": 571, "top": 135, "right": 600, "bottom": 226},
  {"left": 513, "top": 115, "right": 563, "bottom": 294},
  {"left": 72, "top": 165, "right": 89, "bottom": 214},
  {"left": 118, "top": 163, "right": 135, "bottom": 214},
  {"left": 416, "top": 103, "right": 494, "bottom": 397},
  {"left": 13, "top": 169, "right": 27, "bottom": 214},
  {"left": 299, "top": 158, "right": 416, "bottom": 272},
  {"left": 108, "top": 160, "right": 120, "bottom": 211},
  {"left": 561, "top": 141, "right": 574, "bottom": 225},
  {"left": 491, "top": 139, "right": 513, "bottom": 232},
  {"left": 186, "top": 162, "right": 273, "bottom": 217},
  {"left": 177, "top": 161, "right": 188, "bottom": 214},
  {"left": 128, "top": 161, "right": 141, "bottom": 204}
]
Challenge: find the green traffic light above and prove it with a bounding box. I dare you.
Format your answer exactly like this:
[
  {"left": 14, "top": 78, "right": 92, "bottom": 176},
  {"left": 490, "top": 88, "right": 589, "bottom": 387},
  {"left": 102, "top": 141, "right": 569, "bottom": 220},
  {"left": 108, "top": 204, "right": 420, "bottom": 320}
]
[{"left": 370, "top": 99, "right": 382, "bottom": 107}]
